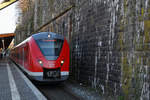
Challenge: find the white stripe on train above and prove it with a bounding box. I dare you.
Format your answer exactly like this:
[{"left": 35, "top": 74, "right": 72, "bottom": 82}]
[{"left": 17, "top": 63, "right": 69, "bottom": 76}]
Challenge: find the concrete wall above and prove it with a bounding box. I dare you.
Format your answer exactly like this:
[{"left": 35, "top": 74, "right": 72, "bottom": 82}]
[{"left": 15, "top": 0, "right": 150, "bottom": 99}]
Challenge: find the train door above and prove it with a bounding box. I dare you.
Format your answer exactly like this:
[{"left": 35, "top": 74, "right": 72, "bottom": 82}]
[
  {"left": 24, "top": 43, "right": 28, "bottom": 69},
  {"left": 22, "top": 48, "right": 24, "bottom": 66}
]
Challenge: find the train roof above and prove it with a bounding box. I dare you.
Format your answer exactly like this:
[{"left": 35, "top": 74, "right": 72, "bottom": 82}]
[
  {"left": 32, "top": 32, "right": 64, "bottom": 40},
  {"left": 14, "top": 32, "right": 64, "bottom": 49}
]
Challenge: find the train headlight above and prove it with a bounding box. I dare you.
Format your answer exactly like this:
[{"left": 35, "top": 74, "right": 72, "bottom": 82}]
[
  {"left": 38, "top": 60, "right": 43, "bottom": 65},
  {"left": 48, "top": 34, "right": 51, "bottom": 38},
  {"left": 61, "top": 60, "right": 64, "bottom": 66}
]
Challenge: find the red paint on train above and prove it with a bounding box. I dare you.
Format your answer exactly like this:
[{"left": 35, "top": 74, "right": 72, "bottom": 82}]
[{"left": 10, "top": 32, "right": 69, "bottom": 82}]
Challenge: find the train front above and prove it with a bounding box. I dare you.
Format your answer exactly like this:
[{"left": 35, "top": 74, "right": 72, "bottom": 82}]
[{"left": 31, "top": 32, "right": 69, "bottom": 82}]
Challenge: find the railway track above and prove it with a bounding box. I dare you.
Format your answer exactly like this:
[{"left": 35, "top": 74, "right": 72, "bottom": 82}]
[{"left": 35, "top": 83, "right": 82, "bottom": 100}]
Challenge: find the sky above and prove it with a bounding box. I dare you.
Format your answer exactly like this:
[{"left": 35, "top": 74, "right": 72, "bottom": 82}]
[{"left": 0, "top": 0, "right": 18, "bottom": 33}]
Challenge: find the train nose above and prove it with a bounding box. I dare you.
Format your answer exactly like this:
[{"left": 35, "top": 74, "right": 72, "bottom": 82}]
[{"left": 47, "top": 61, "right": 56, "bottom": 68}]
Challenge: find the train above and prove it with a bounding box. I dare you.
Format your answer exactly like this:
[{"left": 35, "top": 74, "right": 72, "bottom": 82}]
[{"left": 10, "top": 32, "right": 69, "bottom": 82}]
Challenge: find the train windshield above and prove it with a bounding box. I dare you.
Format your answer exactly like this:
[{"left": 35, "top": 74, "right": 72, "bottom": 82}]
[{"left": 35, "top": 39, "right": 64, "bottom": 60}]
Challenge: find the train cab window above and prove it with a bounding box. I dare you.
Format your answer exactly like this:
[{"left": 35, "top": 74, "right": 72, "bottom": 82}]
[{"left": 35, "top": 39, "right": 64, "bottom": 60}]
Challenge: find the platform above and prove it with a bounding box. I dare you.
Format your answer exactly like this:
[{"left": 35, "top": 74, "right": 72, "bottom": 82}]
[{"left": 0, "top": 58, "right": 47, "bottom": 100}]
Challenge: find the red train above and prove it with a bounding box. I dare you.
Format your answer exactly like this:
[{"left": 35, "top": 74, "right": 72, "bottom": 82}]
[{"left": 10, "top": 32, "right": 69, "bottom": 82}]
